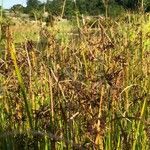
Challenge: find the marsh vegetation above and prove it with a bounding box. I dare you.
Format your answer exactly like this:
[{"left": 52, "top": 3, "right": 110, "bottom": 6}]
[{"left": 0, "top": 0, "right": 150, "bottom": 150}]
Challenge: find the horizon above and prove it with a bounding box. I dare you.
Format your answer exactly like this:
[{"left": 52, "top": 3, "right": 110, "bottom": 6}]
[{"left": 1, "top": 0, "right": 47, "bottom": 9}]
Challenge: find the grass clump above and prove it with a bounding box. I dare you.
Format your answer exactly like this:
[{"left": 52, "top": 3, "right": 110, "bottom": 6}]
[{"left": 0, "top": 13, "right": 150, "bottom": 150}]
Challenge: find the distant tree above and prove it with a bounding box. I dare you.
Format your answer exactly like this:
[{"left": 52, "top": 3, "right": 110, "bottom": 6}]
[
  {"left": 50, "top": 0, "right": 63, "bottom": 16},
  {"left": 76, "top": 0, "right": 104, "bottom": 15},
  {"left": 115, "top": 0, "right": 139, "bottom": 10},
  {"left": 25, "top": 0, "right": 44, "bottom": 19},
  {"left": 0, "top": 6, "right": 2, "bottom": 11},
  {"left": 115, "top": 0, "right": 150, "bottom": 12},
  {"left": 75, "top": 0, "right": 87, "bottom": 14},
  {"left": 26, "top": 0, "right": 41, "bottom": 12},
  {"left": 10, "top": 4, "right": 25, "bottom": 14},
  {"left": 63, "top": 0, "right": 75, "bottom": 17}
]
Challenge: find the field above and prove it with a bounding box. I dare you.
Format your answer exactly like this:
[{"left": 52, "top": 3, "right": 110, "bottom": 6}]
[{"left": 0, "top": 12, "right": 150, "bottom": 150}]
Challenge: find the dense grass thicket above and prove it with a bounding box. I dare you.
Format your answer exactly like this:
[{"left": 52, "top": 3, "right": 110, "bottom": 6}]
[{"left": 0, "top": 12, "right": 150, "bottom": 150}]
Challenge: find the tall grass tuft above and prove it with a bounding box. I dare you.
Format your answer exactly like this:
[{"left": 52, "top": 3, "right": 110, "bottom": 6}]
[{"left": 0, "top": 12, "right": 149, "bottom": 149}]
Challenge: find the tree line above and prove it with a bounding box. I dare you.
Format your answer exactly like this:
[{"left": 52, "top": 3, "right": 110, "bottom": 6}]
[{"left": 10, "top": 0, "right": 150, "bottom": 18}]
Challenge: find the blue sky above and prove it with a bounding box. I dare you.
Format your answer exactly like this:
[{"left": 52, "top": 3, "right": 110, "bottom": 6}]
[{"left": 2, "top": 0, "right": 47, "bottom": 9}]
